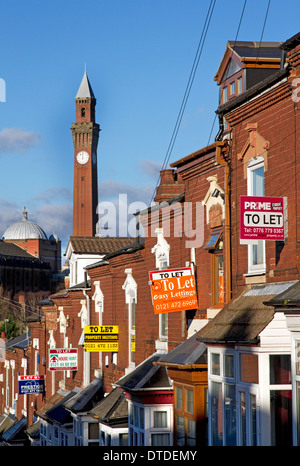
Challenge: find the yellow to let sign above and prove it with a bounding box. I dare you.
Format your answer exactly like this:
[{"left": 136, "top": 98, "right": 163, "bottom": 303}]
[{"left": 84, "top": 325, "right": 119, "bottom": 352}]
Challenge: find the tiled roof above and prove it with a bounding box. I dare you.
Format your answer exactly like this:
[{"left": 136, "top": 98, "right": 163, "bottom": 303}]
[
  {"left": 69, "top": 236, "right": 133, "bottom": 254},
  {"left": 197, "top": 281, "right": 296, "bottom": 344},
  {"left": 0, "top": 240, "right": 38, "bottom": 259}
]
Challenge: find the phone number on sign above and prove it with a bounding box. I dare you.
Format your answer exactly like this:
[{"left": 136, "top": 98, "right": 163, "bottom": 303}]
[
  {"left": 84, "top": 343, "right": 118, "bottom": 350},
  {"left": 155, "top": 299, "right": 197, "bottom": 312}
]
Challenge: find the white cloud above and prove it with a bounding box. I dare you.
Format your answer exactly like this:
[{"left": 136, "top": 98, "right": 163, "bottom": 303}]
[
  {"left": 138, "top": 158, "right": 162, "bottom": 179},
  {"left": 32, "top": 204, "right": 72, "bottom": 244},
  {"left": 99, "top": 179, "right": 153, "bottom": 205},
  {"left": 32, "top": 187, "right": 72, "bottom": 204},
  {"left": 0, "top": 127, "right": 41, "bottom": 154}
]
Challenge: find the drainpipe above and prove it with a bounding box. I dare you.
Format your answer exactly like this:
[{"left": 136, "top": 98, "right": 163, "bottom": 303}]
[{"left": 216, "top": 141, "right": 232, "bottom": 304}]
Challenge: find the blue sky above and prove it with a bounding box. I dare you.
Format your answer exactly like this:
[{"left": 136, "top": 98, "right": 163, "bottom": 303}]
[{"left": 1, "top": 0, "right": 300, "bottom": 250}]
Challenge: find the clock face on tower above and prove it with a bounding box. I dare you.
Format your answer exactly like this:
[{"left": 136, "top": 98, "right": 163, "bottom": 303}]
[{"left": 76, "top": 150, "right": 89, "bottom": 164}]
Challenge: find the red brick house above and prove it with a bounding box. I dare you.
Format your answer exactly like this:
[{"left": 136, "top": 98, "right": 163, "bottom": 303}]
[{"left": 198, "top": 32, "right": 300, "bottom": 446}]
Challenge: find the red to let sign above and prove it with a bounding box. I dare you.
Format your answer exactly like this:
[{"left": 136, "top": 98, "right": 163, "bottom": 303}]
[
  {"left": 149, "top": 267, "right": 198, "bottom": 315},
  {"left": 240, "top": 195, "right": 286, "bottom": 242}
]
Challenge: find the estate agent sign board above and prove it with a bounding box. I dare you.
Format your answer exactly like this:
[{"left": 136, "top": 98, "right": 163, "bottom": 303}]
[{"left": 149, "top": 267, "right": 198, "bottom": 315}]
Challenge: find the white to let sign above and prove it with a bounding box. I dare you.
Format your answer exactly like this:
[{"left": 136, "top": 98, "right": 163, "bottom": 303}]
[
  {"left": 240, "top": 195, "right": 287, "bottom": 242},
  {"left": 49, "top": 348, "right": 78, "bottom": 371}
]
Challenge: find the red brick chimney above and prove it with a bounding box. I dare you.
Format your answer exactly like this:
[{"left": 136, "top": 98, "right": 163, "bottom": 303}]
[{"left": 154, "top": 169, "right": 184, "bottom": 203}]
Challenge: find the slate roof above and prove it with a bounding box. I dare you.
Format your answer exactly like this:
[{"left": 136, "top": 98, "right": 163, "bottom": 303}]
[
  {"left": 229, "top": 41, "right": 282, "bottom": 60},
  {"left": 197, "top": 281, "right": 296, "bottom": 345},
  {"left": 0, "top": 414, "right": 17, "bottom": 435},
  {"left": 156, "top": 332, "right": 207, "bottom": 367},
  {"left": 89, "top": 388, "right": 128, "bottom": 426},
  {"left": 63, "top": 377, "right": 104, "bottom": 414},
  {"left": 69, "top": 236, "right": 133, "bottom": 255},
  {"left": 266, "top": 280, "right": 300, "bottom": 309},
  {"left": 43, "top": 390, "right": 79, "bottom": 425},
  {"left": 85, "top": 238, "right": 144, "bottom": 270},
  {"left": 25, "top": 419, "right": 40, "bottom": 439},
  {"left": 5, "top": 330, "right": 31, "bottom": 351},
  {"left": 1, "top": 416, "right": 27, "bottom": 443},
  {"left": 36, "top": 390, "right": 71, "bottom": 421},
  {"left": 115, "top": 353, "right": 172, "bottom": 392}
]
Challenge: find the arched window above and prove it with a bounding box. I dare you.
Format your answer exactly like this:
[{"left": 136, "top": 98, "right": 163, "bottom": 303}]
[{"left": 81, "top": 107, "right": 86, "bottom": 118}]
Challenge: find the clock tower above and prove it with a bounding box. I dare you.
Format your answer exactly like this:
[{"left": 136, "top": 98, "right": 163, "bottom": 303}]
[{"left": 71, "top": 71, "right": 100, "bottom": 237}]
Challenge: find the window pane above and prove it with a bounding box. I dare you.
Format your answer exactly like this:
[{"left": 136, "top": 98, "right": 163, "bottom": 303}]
[
  {"left": 270, "top": 355, "right": 291, "bottom": 384},
  {"left": 134, "top": 405, "right": 139, "bottom": 427},
  {"left": 230, "top": 81, "right": 235, "bottom": 95},
  {"left": 252, "top": 241, "right": 264, "bottom": 266},
  {"left": 88, "top": 423, "right": 99, "bottom": 440},
  {"left": 154, "top": 411, "right": 167, "bottom": 428},
  {"left": 225, "top": 383, "right": 236, "bottom": 446},
  {"left": 222, "top": 86, "right": 228, "bottom": 103},
  {"left": 139, "top": 407, "right": 144, "bottom": 430},
  {"left": 160, "top": 313, "right": 168, "bottom": 337},
  {"left": 211, "top": 382, "right": 223, "bottom": 446},
  {"left": 214, "top": 255, "right": 224, "bottom": 304},
  {"left": 252, "top": 166, "right": 264, "bottom": 196},
  {"left": 240, "top": 392, "right": 246, "bottom": 446},
  {"left": 119, "top": 433, "right": 128, "bottom": 446},
  {"left": 187, "top": 419, "right": 196, "bottom": 446},
  {"left": 270, "top": 390, "right": 292, "bottom": 446},
  {"left": 240, "top": 353, "right": 259, "bottom": 383},
  {"left": 211, "top": 353, "right": 220, "bottom": 375},
  {"left": 250, "top": 394, "right": 257, "bottom": 446},
  {"left": 176, "top": 415, "right": 185, "bottom": 446},
  {"left": 297, "top": 381, "right": 300, "bottom": 445},
  {"left": 151, "top": 433, "right": 170, "bottom": 446},
  {"left": 185, "top": 389, "right": 194, "bottom": 414},
  {"left": 175, "top": 386, "right": 183, "bottom": 410},
  {"left": 224, "top": 354, "right": 234, "bottom": 378},
  {"left": 295, "top": 342, "right": 300, "bottom": 376},
  {"left": 237, "top": 77, "right": 243, "bottom": 94}
]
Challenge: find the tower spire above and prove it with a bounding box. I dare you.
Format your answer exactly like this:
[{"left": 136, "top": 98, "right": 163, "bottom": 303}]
[{"left": 76, "top": 70, "right": 95, "bottom": 99}]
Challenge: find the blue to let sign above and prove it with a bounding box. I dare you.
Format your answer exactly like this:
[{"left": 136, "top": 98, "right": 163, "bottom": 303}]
[{"left": 18, "top": 375, "right": 45, "bottom": 395}]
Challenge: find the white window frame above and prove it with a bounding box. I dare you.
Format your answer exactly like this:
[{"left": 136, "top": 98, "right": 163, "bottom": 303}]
[{"left": 247, "top": 156, "right": 265, "bottom": 274}]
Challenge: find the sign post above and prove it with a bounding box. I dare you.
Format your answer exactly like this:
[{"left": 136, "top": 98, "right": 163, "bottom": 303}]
[{"left": 149, "top": 266, "right": 198, "bottom": 315}]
